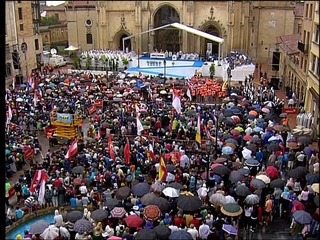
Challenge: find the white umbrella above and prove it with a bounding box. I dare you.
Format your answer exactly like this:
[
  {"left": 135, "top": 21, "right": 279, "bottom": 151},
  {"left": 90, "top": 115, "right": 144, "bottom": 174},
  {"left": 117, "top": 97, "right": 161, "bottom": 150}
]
[
  {"left": 116, "top": 94, "right": 123, "bottom": 98},
  {"left": 40, "top": 225, "right": 59, "bottom": 239},
  {"left": 268, "top": 135, "right": 283, "bottom": 142},
  {"left": 60, "top": 226, "right": 70, "bottom": 239},
  {"left": 241, "top": 148, "right": 252, "bottom": 160},
  {"left": 225, "top": 195, "right": 236, "bottom": 204},
  {"left": 130, "top": 79, "right": 136, "bottom": 84},
  {"left": 162, "top": 187, "right": 179, "bottom": 198},
  {"left": 256, "top": 175, "right": 270, "bottom": 184},
  {"left": 128, "top": 73, "right": 134, "bottom": 78},
  {"left": 119, "top": 74, "right": 126, "bottom": 79},
  {"left": 16, "top": 97, "right": 24, "bottom": 102}
]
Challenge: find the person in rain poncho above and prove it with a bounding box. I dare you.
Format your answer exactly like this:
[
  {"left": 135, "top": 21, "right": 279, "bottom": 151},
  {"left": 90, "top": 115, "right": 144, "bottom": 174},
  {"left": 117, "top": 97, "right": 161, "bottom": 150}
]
[
  {"left": 54, "top": 209, "right": 63, "bottom": 227},
  {"left": 179, "top": 149, "right": 190, "bottom": 168},
  {"left": 189, "top": 176, "right": 196, "bottom": 193}
]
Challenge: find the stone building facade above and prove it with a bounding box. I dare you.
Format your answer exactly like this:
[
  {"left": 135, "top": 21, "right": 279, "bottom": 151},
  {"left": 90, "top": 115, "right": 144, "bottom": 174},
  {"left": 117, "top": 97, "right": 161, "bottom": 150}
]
[
  {"left": 40, "top": 23, "right": 68, "bottom": 48},
  {"left": 65, "top": 1, "right": 298, "bottom": 64}
]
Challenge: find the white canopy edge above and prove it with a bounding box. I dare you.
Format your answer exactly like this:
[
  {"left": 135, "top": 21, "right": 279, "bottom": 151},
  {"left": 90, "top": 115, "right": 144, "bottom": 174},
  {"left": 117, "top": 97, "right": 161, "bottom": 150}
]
[{"left": 123, "top": 22, "right": 224, "bottom": 51}]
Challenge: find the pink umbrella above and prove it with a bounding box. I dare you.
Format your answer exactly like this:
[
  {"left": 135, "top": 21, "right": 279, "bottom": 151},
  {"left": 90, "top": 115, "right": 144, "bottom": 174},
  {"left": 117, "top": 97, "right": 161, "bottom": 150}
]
[
  {"left": 108, "top": 237, "right": 122, "bottom": 240},
  {"left": 211, "top": 163, "right": 223, "bottom": 170},
  {"left": 139, "top": 109, "right": 147, "bottom": 113}
]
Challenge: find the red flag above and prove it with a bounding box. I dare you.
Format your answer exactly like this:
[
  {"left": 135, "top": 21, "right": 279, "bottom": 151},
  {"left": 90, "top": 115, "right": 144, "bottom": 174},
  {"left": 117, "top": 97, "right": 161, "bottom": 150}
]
[
  {"left": 108, "top": 135, "right": 116, "bottom": 160},
  {"left": 30, "top": 170, "right": 42, "bottom": 193},
  {"left": 65, "top": 139, "right": 78, "bottom": 159},
  {"left": 159, "top": 157, "right": 168, "bottom": 182},
  {"left": 149, "top": 144, "right": 155, "bottom": 161},
  {"left": 124, "top": 139, "right": 131, "bottom": 165}
]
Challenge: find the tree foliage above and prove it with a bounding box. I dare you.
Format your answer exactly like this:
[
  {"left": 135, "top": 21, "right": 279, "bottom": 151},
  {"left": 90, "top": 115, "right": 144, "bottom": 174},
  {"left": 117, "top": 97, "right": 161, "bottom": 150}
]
[{"left": 40, "top": 15, "right": 60, "bottom": 26}]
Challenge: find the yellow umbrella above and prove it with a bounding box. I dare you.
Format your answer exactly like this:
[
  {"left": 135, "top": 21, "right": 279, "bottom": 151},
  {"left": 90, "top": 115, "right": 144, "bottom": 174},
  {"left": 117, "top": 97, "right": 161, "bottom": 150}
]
[
  {"left": 312, "top": 183, "right": 319, "bottom": 194},
  {"left": 256, "top": 175, "right": 270, "bottom": 184},
  {"left": 234, "top": 126, "right": 244, "bottom": 132}
]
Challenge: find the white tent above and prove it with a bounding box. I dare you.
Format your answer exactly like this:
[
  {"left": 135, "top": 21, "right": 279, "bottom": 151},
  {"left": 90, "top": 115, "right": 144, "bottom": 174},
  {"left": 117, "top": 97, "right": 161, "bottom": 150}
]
[
  {"left": 64, "top": 45, "right": 79, "bottom": 51},
  {"left": 123, "top": 22, "right": 225, "bottom": 59}
]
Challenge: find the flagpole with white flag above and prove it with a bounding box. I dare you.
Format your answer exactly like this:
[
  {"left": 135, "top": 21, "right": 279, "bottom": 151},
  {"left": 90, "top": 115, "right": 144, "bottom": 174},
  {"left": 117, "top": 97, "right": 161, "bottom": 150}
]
[{"left": 172, "top": 95, "right": 182, "bottom": 114}]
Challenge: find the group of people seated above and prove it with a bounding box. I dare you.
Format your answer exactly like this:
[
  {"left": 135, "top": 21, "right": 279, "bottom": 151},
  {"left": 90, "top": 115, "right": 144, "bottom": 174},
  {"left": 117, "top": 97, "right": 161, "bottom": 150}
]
[
  {"left": 152, "top": 49, "right": 200, "bottom": 60},
  {"left": 80, "top": 49, "right": 137, "bottom": 61}
]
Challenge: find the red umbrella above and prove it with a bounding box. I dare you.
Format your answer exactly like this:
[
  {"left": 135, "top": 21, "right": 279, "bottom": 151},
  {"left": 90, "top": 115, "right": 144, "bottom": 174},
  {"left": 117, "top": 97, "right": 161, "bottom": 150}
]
[
  {"left": 231, "top": 129, "right": 241, "bottom": 136},
  {"left": 241, "top": 102, "right": 250, "bottom": 107},
  {"left": 231, "top": 116, "right": 241, "bottom": 124},
  {"left": 211, "top": 163, "right": 223, "bottom": 170},
  {"left": 291, "top": 200, "right": 306, "bottom": 213},
  {"left": 201, "top": 171, "right": 213, "bottom": 180},
  {"left": 266, "top": 166, "right": 279, "bottom": 179},
  {"left": 243, "top": 135, "right": 252, "bottom": 141},
  {"left": 143, "top": 205, "right": 161, "bottom": 221},
  {"left": 124, "top": 215, "right": 143, "bottom": 228}
]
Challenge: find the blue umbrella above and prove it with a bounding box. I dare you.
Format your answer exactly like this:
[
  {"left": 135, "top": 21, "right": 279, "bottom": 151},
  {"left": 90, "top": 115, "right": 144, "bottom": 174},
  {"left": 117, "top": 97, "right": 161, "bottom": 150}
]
[
  {"left": 293, "top": 210, "right": 312, "bottom": 225},
  {"left": 253, "top": 127, "right": 263, "bottom": 133},
  {"left": 245, "top": 158, "right": 260, "bottom": 167},
  {"left": 222, "top": 146, "right": 234, "bottom": 155},
  {"left": 232, "top": 109, "right": 242, "bottom": 115},
  {"left": 20, "top": 84, "right": 27, "bottom": 88},
  {"left": 256, "top": 122, "right": 268, "bottom": 128},
  {"left": 304, "top": 146, "right": 315, "bottom": 158},
  {"left": 306, "top": 173, "right": 319, "bottom": 185},
  {"left": 263, "top": 132, "right": 274, "bottom": 144},
  {"left": 247, "top": 114, "right": 256, "bottom": 120},
  {"left": 252, "top": 104, "right": 261, "bottom": 109},
  {"left": 222, "top": 224, "right": 238, "bottom": 235},
  {"left": 169, "top": 230, "right": 193, "bottom": 240}
]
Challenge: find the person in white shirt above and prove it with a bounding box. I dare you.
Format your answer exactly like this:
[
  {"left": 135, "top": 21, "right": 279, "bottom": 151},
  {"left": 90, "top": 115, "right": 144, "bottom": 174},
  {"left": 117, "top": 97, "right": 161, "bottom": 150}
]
[
  {"left": 169, "top": 223, "right": 179, "bottom": 233},
  {"left": 244, "top": 205, "right": 253, "bottom": 229},
  {"left": 199, "top": 220, "right": 211, "bottom": 240},
  {"left": 79, "top": 183, "right": 88, "bottom": 195},
  {"left": 187, "top": 224, "right": 199, "bottom": 240},
  {"left": 54, "top": 209, "right": 64, "bottom": 227}
]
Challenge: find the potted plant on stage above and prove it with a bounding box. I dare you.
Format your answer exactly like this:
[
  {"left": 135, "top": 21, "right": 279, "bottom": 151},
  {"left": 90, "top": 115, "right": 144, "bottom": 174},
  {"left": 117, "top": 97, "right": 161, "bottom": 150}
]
[
  {"left": 100, "top": 55, "right": 107, "bottom": 71},
  {"left": 108, "top": 59, "right": 113, "bottom": 71},
  {"left": 210, "top": 63, "right": 216, "bottom": 78},
  {"left": 86, "top": 55, "right": 92, "bottom": 70},
  {"left": 94, "top": 56, "right": 99, "bottom": 70}
]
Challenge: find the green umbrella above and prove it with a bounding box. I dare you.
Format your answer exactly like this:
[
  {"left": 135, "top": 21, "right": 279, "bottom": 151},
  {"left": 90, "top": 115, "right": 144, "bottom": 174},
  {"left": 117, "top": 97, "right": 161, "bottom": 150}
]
[
  {"left": 5, "top": 182, "right": 11, "bottom": 192},
  {"left": 221, "top": 203, "right": 243, "bottom": 217},
  {"left": 5, "top": 149, "right": 11, "bottom": 155}
]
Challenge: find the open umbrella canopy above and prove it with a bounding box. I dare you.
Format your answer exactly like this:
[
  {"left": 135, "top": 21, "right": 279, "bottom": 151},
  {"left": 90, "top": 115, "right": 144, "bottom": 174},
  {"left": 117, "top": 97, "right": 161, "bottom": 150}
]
[
  {"left": 163, "top": 187, "right": 180, "bottom": 198},
  {"left": 29, "top": 220, "right": 50, "bottom": 235},
  {"left": 304, "top": 146, "right": 316, "bottom": 157},
  {"left": 268, "top": 143, "right": 281, "bottom": 152},
  {"left": 221, "top": 203, "right": 243, "bottom": 217},
  {"left": 288, "top": 166, "right": 309, "bottom": 179},
  {"left": 210, "top": 193, "right": 226, "bottom": 206},
  {"left": 244, "top": 194, "right": 260, "bottom": 206},
  {"left": 152, "top": 196, "right": 170, "bottom": 212},
  {"left": 214, "top": 157, "right": 228, "bottom": 163},
  {"left": 67, "top": 210, "right": 83, "bottom": 222},
  {"left": 291, "top": 200, "right": 306, "bottom": 214},
  {"left": 104, "top": 198, "right": 120, "bottom": 209},
  {"left": 177, "top": 195, "right": 202, "bottom": 212},
  {"left": 266, "top": 166, "right": 279, "bottom": 179},
  {"left": 135, "top": 228, "right": 157, "bottom": 240},
  {"left": 143, "top": 205, "right": 161, "bottom": 221},
  {"left": 245, "top": 158, "right": 260, "bottom": 167},
  {"left": 213, "top": 165, "right": 231, "bottom": 175},
  {"left": 222, "top": 224, "right": 238, "bottom": 236},
  {"left": 154, "top": 225, "right": 171, "bottom": 239},
  {"left": 124, "top": 215, "right": 143, "bottom": 228},
  {"left": 110, "top": 207, "right": 126, "bottom": 218},
  {"left": 151, "top": 183, "right": 165, "bottom": 193},
  {"left": 222, "top": 146, "right": 234, "bottom": 155},
  {"left": 132, "top": 182, "right": 150, "bottom": 197},
  {"left": 306, "top": 173, "right": 319, "bottom": 185},
  {"left": 140, "top": 193, "right": 159, "bottom": 205},
  {"left": 91, "top": 209, "right": 109, "bottom": 221},
  {"left": 250, "top": 179, "right": 266, "bottom": 189},
  {"left": 169, "top": 230, "right": 193, "bottom": 240},
  {"left": 255, "top": 174, "right": 271, "bottom": 184},
  {"left": 167, "top": 182, "right": 184, "bottom": 190},
  {"left": 237, "top": 167, "right": 251, "bottom": 176},
  {"left": 225, "top": 138, "right": 238, "bottom": 145},
  {"left": 235, "top": 185, "right": 251, "bottom": 197},
  {"left": 225, "top": 195, "right": 236, "bottom": 204},
  {"left": 298, "top": 136, "right": 312, "bottom": 145},
  {"left": 293, "top": 210, "right": 312, "bottom": 225},
  {"left": 166, "top": 164, "right": 176, "bottom": 173},
  {"left": 40, "top": 225, "right": 59, "bottom": 240},
  {"left": 117, "top": 186, "right": 131, "bottom": 200},
  {"left": 270, "top": 178, "right": 286, "bottom": 188},
  {"left": 229, "top": 171, "right": 245, "bottom": 183},
  {"left": 312, "top": 183, "right": 319, "bottom": 194},
  {"left": 71, "top": 165, "right": 85, "bottom": 174}
]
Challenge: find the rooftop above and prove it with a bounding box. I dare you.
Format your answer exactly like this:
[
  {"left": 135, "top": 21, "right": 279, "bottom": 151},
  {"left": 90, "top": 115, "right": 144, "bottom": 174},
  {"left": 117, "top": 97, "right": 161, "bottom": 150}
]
[
  {"left": 294, "top": 2, "right": 304, "bottom": 17},
  {"left": 276, "top": 34, "right": 301, "bottom": 55}
]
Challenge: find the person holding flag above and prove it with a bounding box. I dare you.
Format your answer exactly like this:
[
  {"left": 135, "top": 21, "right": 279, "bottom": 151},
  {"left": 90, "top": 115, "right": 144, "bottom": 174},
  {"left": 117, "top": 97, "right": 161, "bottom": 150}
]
[
  {"left": 159, "top": 156, "right": 168, "bottom": 183},
  {"left": 196, "top": 113, "right": 202, "bottom": 149}
]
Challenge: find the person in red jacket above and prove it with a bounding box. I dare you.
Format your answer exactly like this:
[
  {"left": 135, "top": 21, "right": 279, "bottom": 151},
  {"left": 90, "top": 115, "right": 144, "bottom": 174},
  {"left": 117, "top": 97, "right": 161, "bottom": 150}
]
[
  {"left": 189, "top": 215, "right": 200, "bottom": 230},
  {"left": 174, "top": 214, "right": 185, "bottom": 228}
]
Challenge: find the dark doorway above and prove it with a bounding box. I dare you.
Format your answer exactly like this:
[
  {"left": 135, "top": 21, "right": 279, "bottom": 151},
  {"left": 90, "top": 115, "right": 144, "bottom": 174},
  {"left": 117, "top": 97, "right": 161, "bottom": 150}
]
[
  {"left": 120, "top": 34, "right": 131, "bottom": 51},
  {"left": 203, "top": 25, "right": 220, "bottom": 55},
  {"left": 154, "top": 6, "right": 180, "bottom": 52}
]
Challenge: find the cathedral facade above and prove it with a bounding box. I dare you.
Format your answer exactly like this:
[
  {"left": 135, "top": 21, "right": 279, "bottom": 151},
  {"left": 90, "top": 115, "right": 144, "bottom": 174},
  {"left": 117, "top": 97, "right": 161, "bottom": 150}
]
[{"left": 66, "top": 1, "right": 297, "bottom": 63}]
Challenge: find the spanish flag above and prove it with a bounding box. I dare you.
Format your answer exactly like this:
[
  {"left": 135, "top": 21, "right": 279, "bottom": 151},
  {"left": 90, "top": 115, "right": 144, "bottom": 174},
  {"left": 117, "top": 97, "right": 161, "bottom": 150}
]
[
  {"left": 159, "top": 157, "right": 168, "bottom": 183},
  {"left": 196, "top": 113, "right": 202, "bottom": 147},
  {"left": 222, "top": 80, "right": 228, "bottom": 92}
]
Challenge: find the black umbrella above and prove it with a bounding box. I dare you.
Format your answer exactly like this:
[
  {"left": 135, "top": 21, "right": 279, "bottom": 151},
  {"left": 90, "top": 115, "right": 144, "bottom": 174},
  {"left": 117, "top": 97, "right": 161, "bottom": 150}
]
[
  {"left": 167, "top": 182, "right": 184, "bottom": 190},
  {"left": 82, "top": 178, "right": 92, "bottom": 187},
  {"left": 177, "top": 195, "right": 202, "bottom": 212},
  {"left": 314, "top": 196, "right": 319, "bottom": 207},
  {"left": 288, "top": 166, "right": 309, "bottom": 179},
  {"left": 213, "top": 165, "right": 231, "bottom": 175},
  {"left": 166, "top": 164, "right": 176, "bottom": 173},
  {"left": 91, "top": 209, "right": 108, "bottom": 221},
  {"left": 140, "top": 193, "right": 159, "bottom": 205},
  {"left": 250, "top": 179, "right": 266, "bottom": 189},
  {"left": 235, "top": 185, "right": 251, "bottom": 197},
  {"left": 298, "top": 136, "right": 312, "bottom": 145},
  {"left": 72, "top": 165, "right": 85, "bottom": 174},
  {"left": 229, "top": 171, "right": 245, "bottom": 183},
  {"left": 104, "top": 198, "right": 120, "bottom": 209},
  {"left": 246, "top": 144, "right": 258, "bottom": 152},
  {"left": 169, "top": 230, "right": 193, "bottom": 240},
  {"left": 132, "top": 182, "right": 150, "bottom": 197},
  {"left": 67, "top": 211, "right": 83, "bottom": 222},
  {"left": 270, "top": 178, "right": 286, "bottom": 188},
  {"left": 268, "top": 143, "right": 281, "bottom": 152},
  {"left": 237, "top": 168, "right": 250, "bottom": 176},
  {"left": 117, "top": 186, "right": 131, "bottom": 200},
  {"left": 154, "top": 225, "right": 171, "bottom": 239},
  {"left": 224, "top": 133, "right": 234, "bottom": 140},
  {"left": 247, "top": 114, "right": 256, "bottom": 120},
  {"left": 306, "top": 173, "right": 319, "bottom": 185},
  {"left": 135, "top": 229, "right": 157, "bottom": 240}
]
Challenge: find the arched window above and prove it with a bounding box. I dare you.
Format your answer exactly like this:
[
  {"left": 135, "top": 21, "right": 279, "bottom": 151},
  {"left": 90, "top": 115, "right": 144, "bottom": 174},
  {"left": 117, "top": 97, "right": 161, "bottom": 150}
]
[{"left": 86, "top": 33, "right": 93, "bottom": 44}]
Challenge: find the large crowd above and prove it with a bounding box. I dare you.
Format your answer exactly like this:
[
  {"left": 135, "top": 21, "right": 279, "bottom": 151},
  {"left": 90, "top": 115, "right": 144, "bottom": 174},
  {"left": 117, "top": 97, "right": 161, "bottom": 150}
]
[{"left": 5, "top": 61, "right": 319, "bottom": 240}]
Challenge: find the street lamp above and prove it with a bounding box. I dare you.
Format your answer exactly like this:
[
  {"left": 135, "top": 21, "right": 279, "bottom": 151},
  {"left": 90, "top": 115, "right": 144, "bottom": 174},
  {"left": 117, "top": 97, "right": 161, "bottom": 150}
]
[
  {"left": 227, "top": 67, "right": 232, "bottom": 96},
  {"left": 163, "top": 60, "right": 166, "bottom": 79},
  {"left": 206, "top": 140, "right": 213, "bottom": 181}
]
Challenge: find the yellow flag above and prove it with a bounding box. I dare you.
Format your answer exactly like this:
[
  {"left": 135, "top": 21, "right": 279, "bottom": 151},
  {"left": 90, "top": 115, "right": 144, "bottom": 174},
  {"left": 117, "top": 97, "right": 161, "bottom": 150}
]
[{"left": 196, "top": 114, "right": 201, "bottom": 145}]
